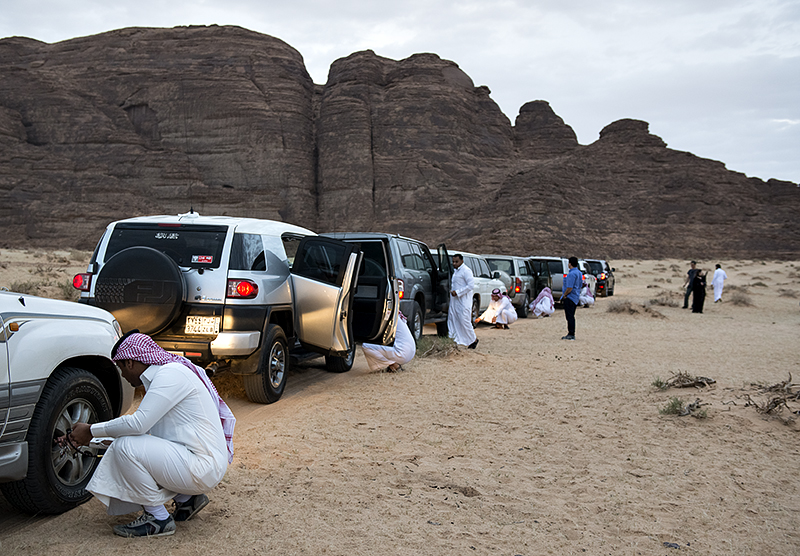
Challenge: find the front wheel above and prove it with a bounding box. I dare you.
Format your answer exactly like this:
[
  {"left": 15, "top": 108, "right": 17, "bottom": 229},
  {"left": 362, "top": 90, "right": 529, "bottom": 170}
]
[
  {"left": 243, "top": 324, "right": 288, "bottom": 404},
  {"left": 0, "top": 367, "right": 113, "bottom": 515}
]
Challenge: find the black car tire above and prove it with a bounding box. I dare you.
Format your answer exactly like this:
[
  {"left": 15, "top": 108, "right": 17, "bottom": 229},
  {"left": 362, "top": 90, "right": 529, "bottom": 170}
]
[
  {"left": 243, "top": 325, "right": 288, "bottom": 404},
  {"left": 408, "top": 301, "right": 423, "bottom": 342},
  {"left": 517, "top": 293, "right": 530, "bottom": 318},
  {"left": 326, "top": 344, "right": 355, "bottom": 373},
  {"left": 608, "top": 284, "right": 615, "bottom": 296},
  {"left": 0, "top": 367, "right": 113, "bottom": 515},
  {"left": 471, "top": 298, "right": 480, "bottom": 327},
  {"left": 93, "top": 246, "right": 185, "bottom": 335}
]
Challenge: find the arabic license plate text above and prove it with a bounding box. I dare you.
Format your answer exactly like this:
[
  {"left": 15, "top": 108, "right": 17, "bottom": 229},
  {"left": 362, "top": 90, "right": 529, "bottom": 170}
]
[{"left": 185, "top": 316, "right": 220, "bottom": 335}]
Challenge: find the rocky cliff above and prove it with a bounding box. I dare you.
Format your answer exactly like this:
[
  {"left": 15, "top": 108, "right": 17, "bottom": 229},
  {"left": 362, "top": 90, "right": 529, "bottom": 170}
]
[{"left": 1, "top": 25, "right": 797, "bottom": 259}]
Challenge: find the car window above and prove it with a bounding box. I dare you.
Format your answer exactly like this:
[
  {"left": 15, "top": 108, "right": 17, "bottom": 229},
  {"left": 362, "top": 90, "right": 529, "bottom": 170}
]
[
  {"left": 478, "top": 259, "right": 492, "bottom": 278},
  {"left": 281, "top": 234, "right": 304, "bottom": 265},
  {"left": 105, "top": 223, "right": 227, "bottom": 269},
  {"left": 230, "top": 233, "right": 266, "bottom": 271},
  {"left": 409, "top": 242, "right": 431, "bottom": 272},
  {"left": 358, "top": 241, "right": 388, "bottom": 278},
  {"left": 587, "top": 261, "right": 603, "bottom": 275},
  {"left": 547, "top": 260, "right": 563, "bottom": 276},
  {"left": 293, "top": 241, "right": 346, "bottom": 286},
  {"left": 518, "top": 260, "right": 530, "bottom": 276},
  {"left": 487, "top": 258, "right": 514, "bottom": 276},
  {"left": 418, "top": 245, "right": 435, "bottom": 273},
  {"left": 398, "top": 239, "right": 419, "bottom": 270}
]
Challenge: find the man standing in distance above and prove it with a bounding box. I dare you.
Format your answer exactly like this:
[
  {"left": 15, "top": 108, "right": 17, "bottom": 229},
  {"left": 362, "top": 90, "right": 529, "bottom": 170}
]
[
  {"left": 448, "top": 254, "right": 479, "bottom": 349},
  {"left": 560, "top": 257, "right": 582, "bottom": 340},
  {"left": 683, "top": 261, "right": 699, "bottom": 309}
]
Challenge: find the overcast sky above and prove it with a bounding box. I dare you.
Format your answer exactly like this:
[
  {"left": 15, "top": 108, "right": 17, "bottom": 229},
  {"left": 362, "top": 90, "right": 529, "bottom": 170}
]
[{"left": 2, "top": 0, "right": 798, "bottom": 183}]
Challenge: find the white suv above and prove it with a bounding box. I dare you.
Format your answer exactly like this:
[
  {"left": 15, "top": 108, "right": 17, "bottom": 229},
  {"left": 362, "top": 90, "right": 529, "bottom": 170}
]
[
  {"left": 74, "top": 212, "right": 397, "bottom": 404},
  {"left": 0, "top": 291, "right": 134, "bottom": 514}
]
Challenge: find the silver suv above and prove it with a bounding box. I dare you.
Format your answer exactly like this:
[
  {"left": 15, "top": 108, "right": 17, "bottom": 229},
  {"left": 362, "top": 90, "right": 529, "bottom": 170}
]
[
  {"left": 75, "top": 212, "right": 397, "bottom": 404},
  {"left": 483, "top": 254, "right": 536, "bottom": 318},
  {"left": 529, "top": 256, "right": 569, "bottom": 300},
  {"left": 322, "top": 232, "right": 451, "bottom": 341},
  {"left": 1, "top": 291, "right": 134, "bottom": 514}
]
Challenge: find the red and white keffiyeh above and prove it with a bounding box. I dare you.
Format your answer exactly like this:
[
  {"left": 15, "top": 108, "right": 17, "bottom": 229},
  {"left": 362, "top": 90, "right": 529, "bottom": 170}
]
[{"left": 113, "top": 333, "right": 236, "bottom": 463}]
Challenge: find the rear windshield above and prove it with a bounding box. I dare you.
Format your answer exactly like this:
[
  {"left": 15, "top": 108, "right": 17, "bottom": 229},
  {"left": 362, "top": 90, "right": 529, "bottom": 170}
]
[
  {"left": 104, "top": 223, "right": 228, "bottom": 269},
  {"left": 587, "top": 261, "right": 603, "bottom": 274},
  {"left": 486, "top": 258, "right": 514, "bottom": 276}
]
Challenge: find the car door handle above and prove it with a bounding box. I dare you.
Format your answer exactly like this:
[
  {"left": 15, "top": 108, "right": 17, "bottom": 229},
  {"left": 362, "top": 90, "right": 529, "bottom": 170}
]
[{"left": 340, "top": 310, "right": 347, "bottom": 320}]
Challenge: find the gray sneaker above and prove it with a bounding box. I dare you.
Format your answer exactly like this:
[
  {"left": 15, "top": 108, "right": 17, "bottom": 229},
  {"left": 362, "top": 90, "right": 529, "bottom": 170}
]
[
  {"left": 173, "top": 493, "right": 210, "bottom": 522},
  {"left": 561, "top": 335, "right": 576, "bottom": 340},
  {"left": 112, "top": 511, "right": 176, "bottom": 538}
]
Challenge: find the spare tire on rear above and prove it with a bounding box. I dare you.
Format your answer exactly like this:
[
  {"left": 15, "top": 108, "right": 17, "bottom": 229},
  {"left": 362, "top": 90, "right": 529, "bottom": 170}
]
[{"left": 93, "top": 246, "right": 185, "bottom": 334}]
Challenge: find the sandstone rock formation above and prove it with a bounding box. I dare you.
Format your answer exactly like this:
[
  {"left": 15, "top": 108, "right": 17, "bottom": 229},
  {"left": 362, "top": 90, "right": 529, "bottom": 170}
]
[{"left": 1, "top": 25, "right": 798, "bottom": 259}]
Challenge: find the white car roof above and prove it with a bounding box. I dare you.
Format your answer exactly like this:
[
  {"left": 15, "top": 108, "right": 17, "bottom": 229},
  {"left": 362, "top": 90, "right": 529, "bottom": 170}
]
[{"left": 108, "top": 212, "right": 316, "bottom": 237}]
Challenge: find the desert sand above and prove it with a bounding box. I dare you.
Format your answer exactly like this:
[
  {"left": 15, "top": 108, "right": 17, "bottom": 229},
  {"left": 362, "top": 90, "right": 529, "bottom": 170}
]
[{"left": 1, "top": 252, "right": 799, "bottom": 555}]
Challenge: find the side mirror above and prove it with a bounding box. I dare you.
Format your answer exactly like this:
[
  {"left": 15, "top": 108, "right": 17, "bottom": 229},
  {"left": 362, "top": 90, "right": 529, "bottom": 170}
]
[
  {"left": 493, "top": 271, "right": 501, "bottom": 279},
  {"left": 611, "top": 268, "right": 616, "bottom": 272}
]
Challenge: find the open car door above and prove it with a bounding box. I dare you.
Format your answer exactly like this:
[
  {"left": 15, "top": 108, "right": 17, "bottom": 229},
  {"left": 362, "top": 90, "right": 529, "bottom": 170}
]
[
  {"left": 434, "top": 243, "right": 452, "bottom": 313},
  {"left": 290, "top": 237, "right": 362, "bottom": 356}
]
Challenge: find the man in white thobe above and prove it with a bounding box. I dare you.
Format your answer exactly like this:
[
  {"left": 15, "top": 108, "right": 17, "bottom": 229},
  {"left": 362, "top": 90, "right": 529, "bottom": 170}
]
[
  {"left": 475, "top": 288, "right": 518, "bottom": 329},
  {"left": 65, "top": 332, "right": 234, "bottom": 538},
  {"left": 529, "top": 287, "right": 555, "bottom": 318},
  {"left": 447, "top": 254, "right": 478, "bottom": 348},
  {"left": 362, "top": 312, "right": 416, "bottom": 371},
  {"left": 579, "top": 283, "right": 595, "bottom": 307},
  {"left": 712, "top": 264, "right": 728, "bottom": 302}
]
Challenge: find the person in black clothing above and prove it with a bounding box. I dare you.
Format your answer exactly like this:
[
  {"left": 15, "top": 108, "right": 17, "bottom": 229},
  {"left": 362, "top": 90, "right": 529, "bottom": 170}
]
[
  {"left": 691, "top": 270, "right": 707, "bottom": 313},
  {"left": 683, "top": 261, "right": 699, "bottom": 309}
]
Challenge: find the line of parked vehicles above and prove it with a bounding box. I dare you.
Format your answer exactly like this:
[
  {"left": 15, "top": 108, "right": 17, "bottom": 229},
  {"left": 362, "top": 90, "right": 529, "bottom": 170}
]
[{"left": 0, "top": 211, "right": 615, "bottom": 515}]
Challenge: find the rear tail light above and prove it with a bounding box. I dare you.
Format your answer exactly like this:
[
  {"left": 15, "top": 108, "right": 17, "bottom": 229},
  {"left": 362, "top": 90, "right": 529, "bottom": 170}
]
[
  {"left": 515, "top": 277, "right": 522, "bottom": 293},
  {"left": 563, "top": 274, "right": 568, "bottom": 278},
  {"left": 227, "top": 279, "right": 259, "bottom": 299},
  {"left": 599, "top": 273, "right": 606, "bottom": 280},
  {"left": 73, "top": 273, "right": 92, "bottom": 291},
  {"left": 397, "top": 279, "right": 405, "bottom": 299}
]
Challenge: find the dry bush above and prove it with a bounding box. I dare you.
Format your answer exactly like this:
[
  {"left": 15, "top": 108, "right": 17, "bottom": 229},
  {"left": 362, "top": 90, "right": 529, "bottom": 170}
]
[
  {"left": 650, "top": 294, "right": 679, "bottom": 307},
  {"left": 729, "top": 290, "right": 754, "bottom": 306},
  {"left": 751, "top": 281, "right": 768, "bottom": 288},
  {"left": 669, "top": 264, "right": 681, "bottom": 272},
  {"left": 416, "top": 335, "right": 458, "bottom": 358},
  {"left": 777, "top": 289, "right": 798, "bottom": 298},
  {"left": 607, "top": 300, "right": 638, "bottom": 314}
]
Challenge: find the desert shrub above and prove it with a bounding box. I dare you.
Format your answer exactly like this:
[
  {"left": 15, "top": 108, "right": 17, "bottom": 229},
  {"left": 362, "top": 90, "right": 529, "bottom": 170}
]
[
  {"left": 650, "top": 294, "right": 679, "bottom": 307},
  {"left": 660, "top": 397, "right": 685, "bottom": 415},
  {"left": 751, "top": 281, "right": 768, "bottom": 288},
  {"left": 56, "top": 280, "right": 80, "bottom": 302},
  {"left": 416, "top": 335, "right": 457, "bottom": 358},
  {"left": 652, "top": 377, "right": 668, "bottom": 390},
  {"left": 777, "top": 289, "right": 798, "bottom": 298},
  {"left": 729, "top": 290, "right": 754, "bottom": 306},
  {"left": 8, "top": 280, "right": 43, "bottom": 294},
  {"left": 607, "top": 300, "right": 637, "bottom": 314},
  {"left": 669, "top": 264, "right": 681, "bottom": 272}
]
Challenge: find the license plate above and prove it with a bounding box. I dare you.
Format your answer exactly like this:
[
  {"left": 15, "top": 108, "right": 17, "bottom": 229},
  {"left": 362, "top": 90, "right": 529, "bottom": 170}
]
[{"left": 185, "top": 316, "right": 220, "bottom": 335}]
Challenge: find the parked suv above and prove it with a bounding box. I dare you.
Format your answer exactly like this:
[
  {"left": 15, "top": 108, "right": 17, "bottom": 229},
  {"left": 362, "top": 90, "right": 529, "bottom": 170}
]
[
  {"left": 456, "top": 251, "right": 506, "bottom": 323},
  {"left": 584, "top": 258, "right": 616, "bottom": 296},
  {"left": 578, "top": 259, "right": 598, "bottom": 296},
  {"left": 529, "top": 256, "right": 569, "bottom": 300},
  {"left": 0, "top": 291, "right": 134, "bottom": 515},
  {"left": 322, "top": 232, "right": 451, "bottom": 342},
  {"left": 483, "top": 254, "right": 536, "bottom": 318},
  {"left": 75, "top": 212, "right": 397, "bottom": 405}
]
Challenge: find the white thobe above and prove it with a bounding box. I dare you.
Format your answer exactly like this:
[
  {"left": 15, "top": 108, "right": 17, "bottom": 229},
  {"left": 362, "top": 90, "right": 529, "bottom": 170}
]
[
  {"left": 447, "top": 264, "right": 477, "bottom": 346},
  {"left": 362, "top": 315, "right": 416, "bottom": 371},
  {"left": 579, "top": 285, "right": 595, "bottom": 307},
  {"left": 712, "top": 268, "right": 728, "bottom": 301},
  {"left": 88, "top": 362, "right": 228, "bottom": 515},
  {"left": 532, "top": 296, "right": 554, "bottom": 317},
  {"left": 477, "top": 296, "right": 518, "bottom": 325}
]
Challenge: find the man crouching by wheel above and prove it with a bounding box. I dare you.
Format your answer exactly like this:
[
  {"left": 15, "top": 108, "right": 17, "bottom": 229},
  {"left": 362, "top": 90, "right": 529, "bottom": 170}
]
[{"left": 61, "top": 331, "right": 235, "bottom": 538}]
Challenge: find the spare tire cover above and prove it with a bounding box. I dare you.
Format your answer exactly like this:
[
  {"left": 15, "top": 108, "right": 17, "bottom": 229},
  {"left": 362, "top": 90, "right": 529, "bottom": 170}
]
[{"left": 94, "top": 246, "right": 185, "bottom": 335}]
